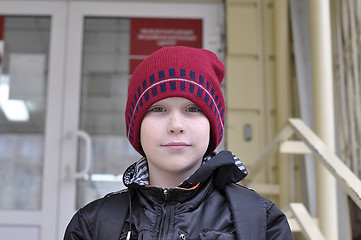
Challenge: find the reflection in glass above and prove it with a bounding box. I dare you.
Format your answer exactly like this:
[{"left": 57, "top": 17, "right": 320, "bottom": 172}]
[
  {"left": 77, "top": 18, "right": 140, "bottom": 208},
  {"left": 0, "top": 16, "right": 50, "bottom": 210}
]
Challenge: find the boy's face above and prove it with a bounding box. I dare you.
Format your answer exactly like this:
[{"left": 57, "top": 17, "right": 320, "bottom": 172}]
[{"left": 140, "top": 97, "right": 210, "bottom": 179}]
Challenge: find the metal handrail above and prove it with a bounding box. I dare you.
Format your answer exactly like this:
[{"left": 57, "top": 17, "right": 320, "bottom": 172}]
[
  {"left": 289, "top": 203, "right": 325, "bottom": 240},
  {"left": 248, "top": 118, "right": 361, "bottom": 209}
]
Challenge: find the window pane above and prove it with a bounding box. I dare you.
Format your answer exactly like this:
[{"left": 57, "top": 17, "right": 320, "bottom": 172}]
[
  {"left": 0, "top": 16, "right": 50, "bottom": 210},
  {"left": 77, "top": 17, "right": 140, "bottom": 208}
]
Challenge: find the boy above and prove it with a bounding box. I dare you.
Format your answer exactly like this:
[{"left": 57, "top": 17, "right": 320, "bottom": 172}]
[{"left": 64, "top": 46, "right": 294, "bottom": 239}]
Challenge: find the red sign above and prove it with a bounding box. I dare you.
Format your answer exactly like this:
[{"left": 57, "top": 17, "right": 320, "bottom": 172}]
[
  {"left": 129, "top": 18, "right": 202, "bottom": 74},
  {"left": 0, "top": 16, "right": 4, "bottom": 40}
]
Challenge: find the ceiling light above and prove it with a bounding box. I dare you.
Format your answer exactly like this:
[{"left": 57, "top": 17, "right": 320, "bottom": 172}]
[{"left": 0, "top": 75, "right": 29, "bottom": 122}]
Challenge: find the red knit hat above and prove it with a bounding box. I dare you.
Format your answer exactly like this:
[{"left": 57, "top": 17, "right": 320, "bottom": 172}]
[{"left": 125, "top": 46, "right": 225, "bottom": 157}]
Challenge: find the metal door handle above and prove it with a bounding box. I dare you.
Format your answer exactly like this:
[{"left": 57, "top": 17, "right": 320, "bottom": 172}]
[{"left": 68, "top": 130, "right": 92, "bottom": 179}]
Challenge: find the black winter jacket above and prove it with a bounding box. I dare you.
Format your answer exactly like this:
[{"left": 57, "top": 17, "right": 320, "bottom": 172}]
[{"left": 64, "top": 151, "right": 294, "bottom": 240}]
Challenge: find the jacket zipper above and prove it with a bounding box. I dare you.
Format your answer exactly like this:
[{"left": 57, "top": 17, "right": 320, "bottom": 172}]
[
  {"left": 163, "top": 189, "right": 169, "bottom": 200},
  {"left": 157, "top": 189, "right": 171, "bottom": 240}
]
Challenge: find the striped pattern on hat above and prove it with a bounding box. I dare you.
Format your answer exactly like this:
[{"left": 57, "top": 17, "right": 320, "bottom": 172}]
[{"left": 125, "top": 46, "right": 225, "bottom": 157}]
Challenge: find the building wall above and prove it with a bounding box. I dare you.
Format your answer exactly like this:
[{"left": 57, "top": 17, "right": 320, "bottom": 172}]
[{"left": 226, "top": 0, "right": 286, "bottom": 204}]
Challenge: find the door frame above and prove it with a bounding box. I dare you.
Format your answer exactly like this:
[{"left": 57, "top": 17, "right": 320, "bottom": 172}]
[{"left": 0, "top": 1, "right": 67, "bottom": 239}]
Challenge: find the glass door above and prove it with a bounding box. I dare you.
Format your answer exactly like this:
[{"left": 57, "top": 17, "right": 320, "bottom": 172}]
[
  {"left": 0, "top": 1, "right": 67, "bottom": 240},
  {"left": 59, "top": 1, "right": 223, "bottom": 238}
]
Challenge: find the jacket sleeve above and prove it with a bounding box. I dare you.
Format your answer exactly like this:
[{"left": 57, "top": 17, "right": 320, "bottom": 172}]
[
  {"left": 264, "top": 198, "right": 295, "bottom": 240},
  {"left": 63, "top": 210, "right": 93, "bottom": 240}
]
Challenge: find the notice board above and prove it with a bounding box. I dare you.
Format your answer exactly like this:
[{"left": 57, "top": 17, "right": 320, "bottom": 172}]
[{"left": 129, "top": 18, "right": 202, "bottom": 75}]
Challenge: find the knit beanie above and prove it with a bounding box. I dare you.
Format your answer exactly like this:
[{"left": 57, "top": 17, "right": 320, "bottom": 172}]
[{"left": 125, "top": 46, "right": 225, "bottom": 157}]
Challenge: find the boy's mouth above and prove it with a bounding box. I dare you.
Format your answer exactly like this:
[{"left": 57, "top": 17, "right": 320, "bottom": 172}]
[{"left": 162, "top": 142, "right": 191, "bottom": 149}]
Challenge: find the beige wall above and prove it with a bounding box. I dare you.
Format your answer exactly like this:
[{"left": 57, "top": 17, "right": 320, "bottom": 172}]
[
  {"left": 226, "top": 1, "right": 276, "bottom": 172},
  {"left": 225, "top": 0, "right": 295, "bottom": 206}
]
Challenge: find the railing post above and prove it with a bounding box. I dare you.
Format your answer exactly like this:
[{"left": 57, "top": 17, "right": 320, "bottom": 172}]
[
  {"left": 309, "top": 0, "right": 338, "bottom": 239},
  {"left": 274, "top": 0, "right": 291, "bottom": 208}
]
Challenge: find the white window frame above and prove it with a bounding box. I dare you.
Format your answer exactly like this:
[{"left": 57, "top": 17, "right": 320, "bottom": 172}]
[{"left": 0, "top": 1, "right": 67, "bottom": 240}]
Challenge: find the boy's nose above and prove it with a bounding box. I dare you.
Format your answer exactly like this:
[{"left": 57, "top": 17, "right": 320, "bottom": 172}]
[{"left": 168, "top": 112, "right": 184, "bottom": 133}]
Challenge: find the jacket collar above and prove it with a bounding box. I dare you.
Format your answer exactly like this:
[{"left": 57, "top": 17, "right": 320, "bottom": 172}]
[
  {"left": 180, "top": 150, "right": 248, "bottom": 189},
  {"left": 123, "top": 150, "right": 248, "bottom": 189}
]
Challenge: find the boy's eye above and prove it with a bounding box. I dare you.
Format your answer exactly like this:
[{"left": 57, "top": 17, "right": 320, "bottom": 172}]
[
  {"left": 148, "top": 106, "right": 166, "bottom": 112},
  {"left": 186, "top": 106, "right": 202, "bottom": 112}
]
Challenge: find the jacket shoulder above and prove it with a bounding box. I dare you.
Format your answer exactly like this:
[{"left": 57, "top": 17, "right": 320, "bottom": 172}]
[
  {"left": 225, "top": 183, "right": 294, "bottom": 240},
  {"left": 80, "top": 189, "right": 130, "bottom": 239},
  {"left": 226, "top": 183, "right": 275, "bottom": 212},
  {"left": 80, "top": 189, "right": 129, "bottom": 218},
  {"left": 64, "top": 189, "right": 129, "bottom": 240},
  {"left": 225, "top": 183, "right": 267, "bottom": 239}
]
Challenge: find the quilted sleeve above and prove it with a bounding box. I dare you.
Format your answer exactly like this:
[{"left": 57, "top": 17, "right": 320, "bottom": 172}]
[
  {"left": 264, "top": 198, "right": 295, "bottom": 240},
  {"left": 63, "top": 210, "right": 94, "bottom": 240}
]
